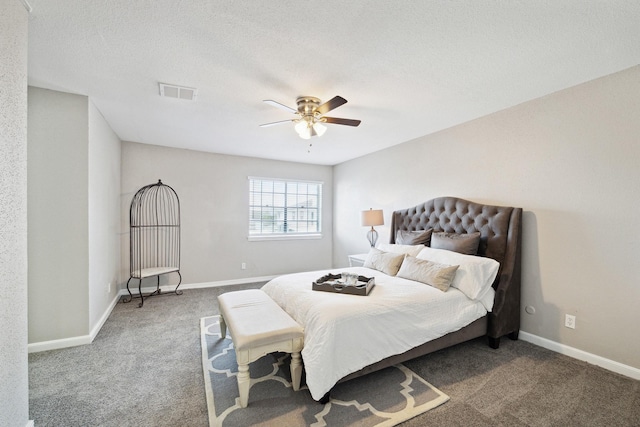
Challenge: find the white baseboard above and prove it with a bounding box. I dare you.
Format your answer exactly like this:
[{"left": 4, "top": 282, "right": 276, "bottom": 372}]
[
  {"left": 118, "top": 275, "right": 277, "bottom": 296},
  {"left": 180, "top": 275, "right": 277, "bottom": 289},
  {"left": 28, "top": 334, "right": 92, "bottom": 353},
  {"left": 519, "top": 331, "right": 640, "bottom": 381},
  {"left": 28, "top": 276, "right": 275, "bottom": 353},
  {"left": 20, "top": 0, "right": 33, "bottom": 13},
  {"left": 26, "top": 420, "right": 34, "bottom": 427},
  {"left": 28, "top": 293, "right": 121, "bottom": 354},
  {"left": 90, "top": 292, "right": 121, "bottom": 342}
]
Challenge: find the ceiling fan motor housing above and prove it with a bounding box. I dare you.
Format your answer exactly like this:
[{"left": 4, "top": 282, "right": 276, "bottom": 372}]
[{"left": 296, "top": 96, "right": 321, "bottom": 116}]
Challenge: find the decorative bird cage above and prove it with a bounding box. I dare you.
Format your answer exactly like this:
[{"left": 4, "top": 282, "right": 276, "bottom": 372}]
[{"left": 124, "top": 179, "right": 182, "bottom": 307}]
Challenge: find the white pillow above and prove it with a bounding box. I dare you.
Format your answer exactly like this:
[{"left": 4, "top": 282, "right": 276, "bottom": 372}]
[
  {"left": 416, "top": 246, "right": 499, "bottom": 300},
  {"left": 363, "top": 247, "right": 405, "bottom": 276},
  {"left": 376, "top": 243, "right": 423, "bottom": 257}
]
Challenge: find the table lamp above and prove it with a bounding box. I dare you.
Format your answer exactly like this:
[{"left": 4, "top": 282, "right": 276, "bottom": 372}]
[{"left": 361, "top": 208, "right": 384, "bottom": 247}]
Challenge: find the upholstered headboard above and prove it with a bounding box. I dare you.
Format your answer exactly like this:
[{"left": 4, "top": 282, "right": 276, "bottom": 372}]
[{"left": 390, "top": 197, "right": 522, "bottom": 341}]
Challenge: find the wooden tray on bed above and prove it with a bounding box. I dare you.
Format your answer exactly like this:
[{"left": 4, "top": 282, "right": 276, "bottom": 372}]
[{"left": 312, "top": 273, "right": 375, "bottom": 296}]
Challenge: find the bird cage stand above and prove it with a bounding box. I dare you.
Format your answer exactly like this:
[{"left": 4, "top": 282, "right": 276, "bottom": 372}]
[{"left": 123, "top": 179, "right": 182, "bottom": 307}]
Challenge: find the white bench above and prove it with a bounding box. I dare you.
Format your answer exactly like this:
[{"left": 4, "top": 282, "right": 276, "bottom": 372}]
[{"left": 217, "top": 289, "right": 304, "bottom": 408}]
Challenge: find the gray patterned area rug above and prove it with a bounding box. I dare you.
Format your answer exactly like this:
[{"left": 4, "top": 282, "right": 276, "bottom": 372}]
[{"left": 200, "top": 316, "right": 449, "bottom": 427}]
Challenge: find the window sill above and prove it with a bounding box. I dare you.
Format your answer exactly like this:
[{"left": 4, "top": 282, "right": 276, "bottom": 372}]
[{"left": 248, "top": 233, "right": 322, "bottom": 242}]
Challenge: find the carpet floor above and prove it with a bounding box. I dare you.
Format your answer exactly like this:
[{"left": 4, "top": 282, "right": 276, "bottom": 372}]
[{"left": 29, "top": 284, "right": 640, "bottom": 426}]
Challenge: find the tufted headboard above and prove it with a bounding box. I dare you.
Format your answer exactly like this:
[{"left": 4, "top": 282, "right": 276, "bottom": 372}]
[{"left": 390, "top": 197, "right": 522, "bottom": 342}]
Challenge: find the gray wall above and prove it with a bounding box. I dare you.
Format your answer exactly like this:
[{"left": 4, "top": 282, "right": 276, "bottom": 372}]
[
  {"left": 88, "top": 102, "right": 122, "bottom": 330},
  {"left": 28, "top": 87, "right": 89, "bottom": 342},
  {"left": 121, "top": 142, "right": 333, "bottom": 286},
  {"left": 0, "top": 1, "right": 29, "bottom": 425},
  {"left": 333, "top": 65, "right": 640, "bottom": 371},
  {"left": 28, "top": 87, "right": 121, "bottom": 345}
]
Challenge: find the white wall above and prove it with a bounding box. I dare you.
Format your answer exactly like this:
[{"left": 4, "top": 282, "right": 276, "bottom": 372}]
[
  {"left": 88, "top": 101, "right": 121, "bottom": 330},
  {"left": 28, "top": 87, "right": 89, "bottom": 342},
  {"left": 334, "top": 65, "right": 640, "bottom": 371},
  {"left": 121, "top": 142, "right": 333, "bottom": 287},
  {"left": 0, "top": 1, "right": 30, "bottom": 425}
]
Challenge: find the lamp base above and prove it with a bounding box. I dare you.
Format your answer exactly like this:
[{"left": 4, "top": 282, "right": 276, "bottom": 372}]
[{"left": 366, "top": 228, "right": 378, "bottom": 247}]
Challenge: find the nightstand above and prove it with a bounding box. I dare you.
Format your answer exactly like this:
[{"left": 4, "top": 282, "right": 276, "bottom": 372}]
[{"left": 348, "top": 253, "right": 368, "bottom": 267}]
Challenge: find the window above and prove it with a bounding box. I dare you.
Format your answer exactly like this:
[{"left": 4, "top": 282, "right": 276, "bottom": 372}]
[{"left": 249, "top": 177, "right": 322, "bottom": 240}]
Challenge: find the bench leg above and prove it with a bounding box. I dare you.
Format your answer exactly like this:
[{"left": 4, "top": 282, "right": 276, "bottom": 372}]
[
  {"left": 290, "top": 352, "right": 302, "bottom": 391},
  {"left": 219, "top": 314, "right": 227, "bottom": 339},
  {"left": 237, "top": 363, "right": 250, "bottom": 408}
]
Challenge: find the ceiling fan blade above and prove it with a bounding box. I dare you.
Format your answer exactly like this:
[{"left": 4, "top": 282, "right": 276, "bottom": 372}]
[
  {"left": 316, "top": 96, "right": 347, "bottom": 115},
  {"left": 259, "top": 119, "right": 295, "bottom": 127},
  {"left": 322, "top": 117, "right": 361, "bottom": 127},
  {"left": 263, "top": 99, "right": 297, "bottom": 113}
]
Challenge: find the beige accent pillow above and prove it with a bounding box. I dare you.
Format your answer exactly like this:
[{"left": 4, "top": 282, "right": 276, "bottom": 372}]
[
  {"left": 416, "top": 246, "right": 499, "bottom": 300},
  {"left": 363, "top": 247, "right": 405, "bottom": 276},
  {"left": 396, "top": 229, "right": 433, "bottom": 246},
  {"left": 431, "top": 232, "right": 481, "bottom": 255},
  {"left": 396, "top": 255, "right": 459, "bottom": 292}
]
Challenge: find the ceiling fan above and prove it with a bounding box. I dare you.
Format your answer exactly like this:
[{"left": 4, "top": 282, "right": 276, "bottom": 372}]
[{"left": 260, "top": 96, "right": 361, "bottom": 140}]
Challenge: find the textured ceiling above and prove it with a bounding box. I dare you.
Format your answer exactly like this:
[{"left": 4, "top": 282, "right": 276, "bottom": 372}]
[{"left": 27, "top": 1, "right": 640, "bottom": 165}]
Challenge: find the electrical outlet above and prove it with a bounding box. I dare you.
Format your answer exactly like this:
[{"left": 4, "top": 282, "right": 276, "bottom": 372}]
[
  {"left": 241, "top": 262, "right": 246, "bottom": 270},
  {"left": 107, "top": 282, "right": 111, "bottom": 293},
  {"left": 565, "top": 314, "right": 576, "bottom": 329}
]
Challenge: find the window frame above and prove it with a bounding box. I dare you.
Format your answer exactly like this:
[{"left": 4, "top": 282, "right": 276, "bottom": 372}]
[{"left": 247, "top": 176, "right": 323, "bottom": 241}]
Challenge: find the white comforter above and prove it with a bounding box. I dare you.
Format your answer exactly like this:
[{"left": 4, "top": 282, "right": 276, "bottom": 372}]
[{"left": 261, "top": 266, "right": 489, "bottom": 400}]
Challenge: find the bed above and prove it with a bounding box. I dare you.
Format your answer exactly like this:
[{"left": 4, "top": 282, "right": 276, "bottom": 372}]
[{"left": 261, "top": 196, "right": 522, "bottom": 401}]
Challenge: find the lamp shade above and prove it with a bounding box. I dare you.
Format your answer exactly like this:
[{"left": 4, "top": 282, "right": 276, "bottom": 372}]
[{"left": 361, "top": 209, "right": 384, "bottom": 227}]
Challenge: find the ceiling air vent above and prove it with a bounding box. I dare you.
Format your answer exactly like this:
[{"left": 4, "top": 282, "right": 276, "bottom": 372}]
[{"left": 159, "top": 83, "right": 197, "bottom": 101}]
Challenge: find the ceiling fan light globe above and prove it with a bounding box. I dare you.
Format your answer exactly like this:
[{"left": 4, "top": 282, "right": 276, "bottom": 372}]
[
  {"left": 313, "top": 122, "right": 327, "bottom": 136},
  {"left": 299, "top": 130, "right": 312, "bottom": 140},
  {"left": 294, "top": 120, "right": 308, "bottom": 134}
]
